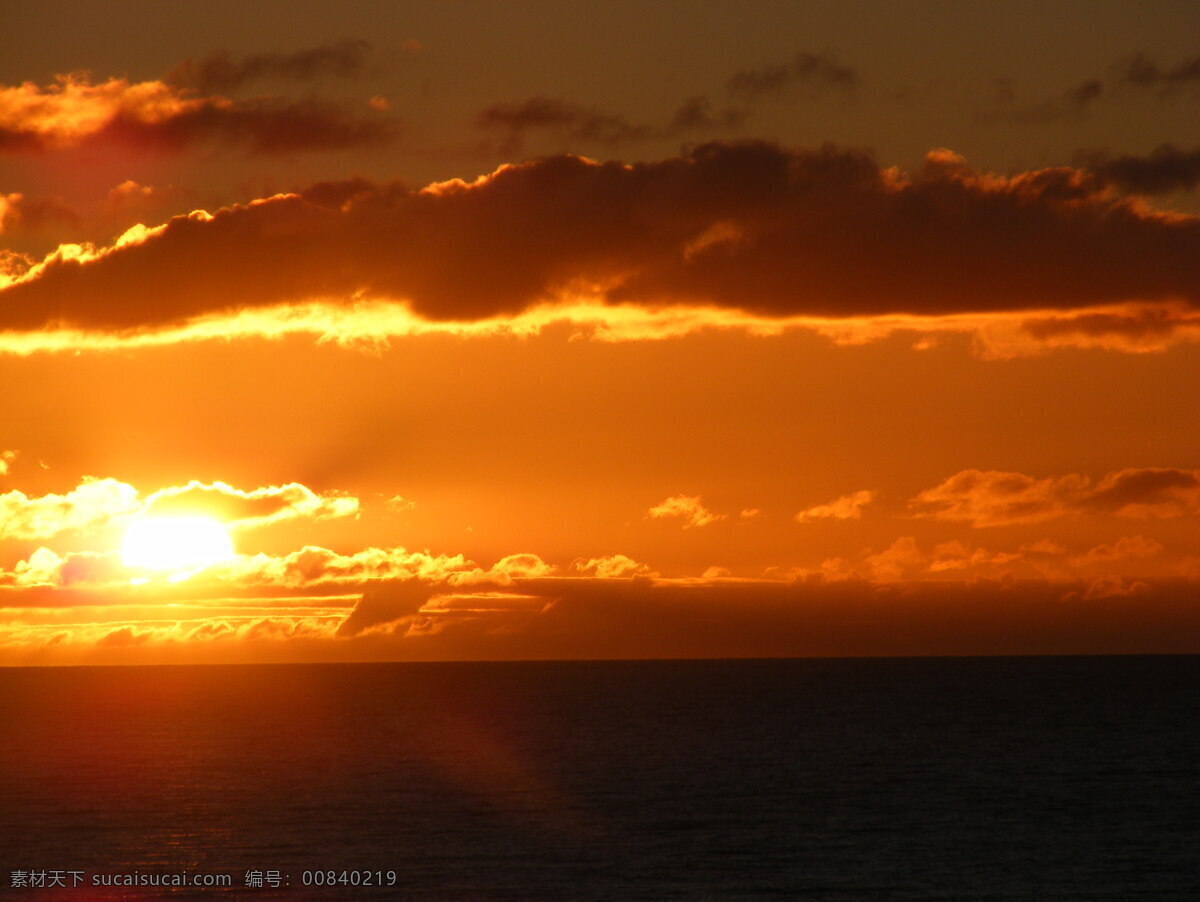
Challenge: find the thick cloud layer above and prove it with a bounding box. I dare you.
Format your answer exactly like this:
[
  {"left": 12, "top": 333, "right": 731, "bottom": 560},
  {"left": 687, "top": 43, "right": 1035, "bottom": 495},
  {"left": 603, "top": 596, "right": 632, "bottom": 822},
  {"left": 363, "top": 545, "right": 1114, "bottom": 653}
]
[{"left": 2, "top": 142, "right": 1197, "bottom": 336}]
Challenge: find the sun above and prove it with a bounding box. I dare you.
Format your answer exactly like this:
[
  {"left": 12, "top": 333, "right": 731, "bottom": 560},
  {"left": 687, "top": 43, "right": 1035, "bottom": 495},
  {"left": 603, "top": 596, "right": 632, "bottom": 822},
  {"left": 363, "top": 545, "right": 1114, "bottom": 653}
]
[{"left": 121, "top": 516, "right": 235, "bottom": 575}]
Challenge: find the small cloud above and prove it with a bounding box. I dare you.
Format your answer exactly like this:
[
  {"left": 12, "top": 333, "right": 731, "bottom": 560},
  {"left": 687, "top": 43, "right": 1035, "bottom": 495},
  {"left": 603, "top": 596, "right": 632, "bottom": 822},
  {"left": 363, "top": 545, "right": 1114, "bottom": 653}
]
[
  {"left": 908, "top": 470, "right": 1084, "bottom": 527},
  {"left": 1069, "top": 535, "right": 1163, "bottom": 568},
  {"left": 1063, "top": 575, "right": 1151, "bottom": 602},
  {"left": 794, "top": 489, "right": 875, "bottom": 522},
  {"left": 96, "top": 625, "right": 152, "bottom": 647},
  {"left": 489, "top": 553, "right": 556, "bottom": 580},
  {"left": 667, "top": 95, "right": 747, "bottom": 132},
  {"left": 570, "top": 554, "right": 652, "bottom": 579},
  {"left": 1111, "top": 52, "right": 1200, "bottom": 91},
  {"left": 863, "top": 536, "right": 926, "bottom": 581},
  {"left": 987, "top": 52, "right": 1200, "bottom": 126},
  {"left": 0, "top": 449, "right": 16, "bottom": 475},
  {"left": 648, "top": 494, "right": 724, "bottom": 528},
  {"left": 385, "top": 494, "right": 415, "bottom": 511},
  {"left": 475, "top": 96, "right": 654, "bottom": 151}
]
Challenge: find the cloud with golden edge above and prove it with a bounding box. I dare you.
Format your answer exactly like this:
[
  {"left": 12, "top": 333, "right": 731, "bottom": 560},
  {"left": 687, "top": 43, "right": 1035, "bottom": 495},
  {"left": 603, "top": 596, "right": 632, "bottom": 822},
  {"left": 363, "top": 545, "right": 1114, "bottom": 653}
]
[
  {"left": 0, "top": 476, "right": 358, "bottom": 541},
  {"left": 570, "top": 554, "right": 654, "bottom": 579},
  {"left": 142, "top": 480, "right": 358, "bottom": 529},
  {"left": 0, "top": 143, "right": 1197, "bottom": 356},
  {"left": 0, "top": 72, "right": 394, "bottom": 155},
  {"left": 0, "top": 542, "right": 475, "bottom": 596},
  {"left": 648, "top": 495, "right": 725, "bottom": 528},
  {"left": 0, "top": 477, "right": 141, "bottom": 540},
  {"left": 1, "top": 541, "right": 1196, "bottom": 662}
]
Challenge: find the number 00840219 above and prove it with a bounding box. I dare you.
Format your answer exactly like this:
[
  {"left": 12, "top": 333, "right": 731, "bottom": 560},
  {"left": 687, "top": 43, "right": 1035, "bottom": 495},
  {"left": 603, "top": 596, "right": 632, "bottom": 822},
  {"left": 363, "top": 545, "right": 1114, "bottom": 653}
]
[{"left": 300, "top": 870, "right": 398, "bottom": 887}]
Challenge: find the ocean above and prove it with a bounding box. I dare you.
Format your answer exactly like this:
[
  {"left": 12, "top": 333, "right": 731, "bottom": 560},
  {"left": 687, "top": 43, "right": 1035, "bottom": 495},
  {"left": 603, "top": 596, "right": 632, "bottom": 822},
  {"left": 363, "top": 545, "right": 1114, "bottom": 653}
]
[{"left": 1, "top": 656, "right": 1196, "bottom": 900}]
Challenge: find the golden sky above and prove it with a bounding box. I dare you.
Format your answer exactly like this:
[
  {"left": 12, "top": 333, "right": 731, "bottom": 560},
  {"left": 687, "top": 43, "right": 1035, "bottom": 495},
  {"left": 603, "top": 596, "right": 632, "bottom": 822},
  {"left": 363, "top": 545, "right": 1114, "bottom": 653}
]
[{"left": 1, "top": 1, "right": 1197, "bottom": 664}]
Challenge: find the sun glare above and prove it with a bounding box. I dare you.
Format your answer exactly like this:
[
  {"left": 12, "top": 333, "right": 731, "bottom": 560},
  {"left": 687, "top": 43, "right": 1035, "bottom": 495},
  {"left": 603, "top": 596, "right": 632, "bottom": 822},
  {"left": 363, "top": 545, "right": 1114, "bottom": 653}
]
[{"left": 121, "top": 516, "right": 235, "bottom": 575}]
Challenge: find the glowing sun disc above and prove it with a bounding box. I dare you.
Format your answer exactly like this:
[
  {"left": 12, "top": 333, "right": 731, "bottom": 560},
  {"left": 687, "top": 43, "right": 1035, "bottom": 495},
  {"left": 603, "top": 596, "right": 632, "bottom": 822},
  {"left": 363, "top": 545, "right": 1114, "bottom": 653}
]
[{"left": 121, "top": 516, "right": 235, "bottom": 572}]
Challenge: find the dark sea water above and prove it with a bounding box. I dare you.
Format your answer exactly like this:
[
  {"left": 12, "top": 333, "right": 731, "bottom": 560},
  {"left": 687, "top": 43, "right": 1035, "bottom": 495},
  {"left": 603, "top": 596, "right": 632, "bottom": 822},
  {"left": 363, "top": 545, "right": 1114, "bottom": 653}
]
[{"left": 0, "top": 657, "right": 1196, "bottom": 900}]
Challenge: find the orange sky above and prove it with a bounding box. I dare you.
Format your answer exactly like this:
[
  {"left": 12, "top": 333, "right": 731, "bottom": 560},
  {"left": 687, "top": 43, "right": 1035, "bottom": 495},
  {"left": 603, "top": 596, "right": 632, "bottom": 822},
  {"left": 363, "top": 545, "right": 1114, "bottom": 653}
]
[{"left": 0, "top": 1, "right": 1197, "bottom": 664}]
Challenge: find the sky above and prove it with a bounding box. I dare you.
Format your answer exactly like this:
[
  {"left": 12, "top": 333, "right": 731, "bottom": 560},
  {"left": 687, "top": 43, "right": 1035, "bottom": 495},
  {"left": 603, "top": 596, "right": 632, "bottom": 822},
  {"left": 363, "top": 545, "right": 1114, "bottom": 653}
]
[{"left": 0, "top": 0, "right": 1197, "bottom": 665}]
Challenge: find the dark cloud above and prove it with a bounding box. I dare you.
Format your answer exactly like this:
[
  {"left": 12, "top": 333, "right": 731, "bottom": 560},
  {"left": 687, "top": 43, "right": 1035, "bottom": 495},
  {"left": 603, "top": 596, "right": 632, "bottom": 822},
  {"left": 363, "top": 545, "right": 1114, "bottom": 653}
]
[
  {"left": 1081, "top": 468, "right": 1200, "bottom": 518},
  {"left": 989, "top": 79, "right": 1106, "bottom": 124},
  {"left": 726, "top": 53, "right": 859, "bottom": 99},
  {"left": 475, "top": 97, "right": 655, "bottom": 151},
  {"left": 668, "top": 95, "right": 748, "bottom": 132},
  {"left": 992, "top": 51, "right": 1200, "bottom": 123},
  {"left": 1065, "top": 79, "right": 1104, "bottom": 106},
  {"left": 337, "top": 580, "right": 436, "bottom": 637},
  {"left": 1079, "top": 144, "right": 1200, "bottom": 194},
  {"left": 165, "top": 40, "right": 373, "bottom": 93},
  {"left": 475, "top": 50, "right": 850, "bottom": 152},
  {"left": 1112, "top": 52, "right": 1200, "bottom": 90},
  {"left": 97, "top": 97, "right": 395, "bottom": 154},
  {"left": 475, "top": 95, "right": 744, "bottom": 152},
  {"left": 1, "top": 142, "right": 1198, "bottom": 333}
]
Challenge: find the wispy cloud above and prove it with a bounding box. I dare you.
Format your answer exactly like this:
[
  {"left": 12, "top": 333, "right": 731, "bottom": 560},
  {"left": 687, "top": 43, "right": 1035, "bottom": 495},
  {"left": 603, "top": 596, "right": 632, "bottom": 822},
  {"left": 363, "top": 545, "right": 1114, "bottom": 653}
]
[
  {"left": 164, "top": 39, "right": 374, "bottom": 93},
  {"left": 726, "top": 52, "right": 859, "bottom": 99},
  {"left": 794, "top": 490, "right": 875, "bottom": 523},
  {"left": 909, "top": 468, "right": 1200, "bottom": 527},
  {"left": 986, "top": 51, "right": 1200, "bottom": 123}
]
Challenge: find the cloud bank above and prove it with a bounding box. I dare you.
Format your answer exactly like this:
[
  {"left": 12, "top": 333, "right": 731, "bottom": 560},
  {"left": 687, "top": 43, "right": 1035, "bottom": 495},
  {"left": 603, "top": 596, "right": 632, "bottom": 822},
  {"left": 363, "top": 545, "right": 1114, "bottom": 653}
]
[{"left": 1, "top": 142, "right": 1197, "bottom": 348}]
